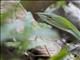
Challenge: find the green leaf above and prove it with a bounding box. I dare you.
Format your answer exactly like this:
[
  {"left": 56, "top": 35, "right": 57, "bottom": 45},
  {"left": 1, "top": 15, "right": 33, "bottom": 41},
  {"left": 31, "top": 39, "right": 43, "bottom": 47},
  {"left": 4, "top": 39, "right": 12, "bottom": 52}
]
[
  {"left": 49, "top": 46, "right": 69, "bottom": 60},
  {"left": 63, "top": 2, "right": 80, "bottom": 29},
  {"left": 16, "top": 40, "right": 29, "bottom": 54},
  {"left": 37, "top": 12, "right": 80, "bottom": 40}
]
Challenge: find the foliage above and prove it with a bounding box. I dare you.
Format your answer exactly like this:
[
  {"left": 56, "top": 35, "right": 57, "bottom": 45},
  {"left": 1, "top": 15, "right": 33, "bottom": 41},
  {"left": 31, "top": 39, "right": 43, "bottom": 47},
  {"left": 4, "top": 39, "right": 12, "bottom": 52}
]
[
  {"left": 37, "top": 12, "right": 80, "bottom": 40},
  {"left": 1, "top": 1, "right": 80, "bottom": 60},
  {"left": 49, "top": 46, "right": 69, "bottom": 60}
]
